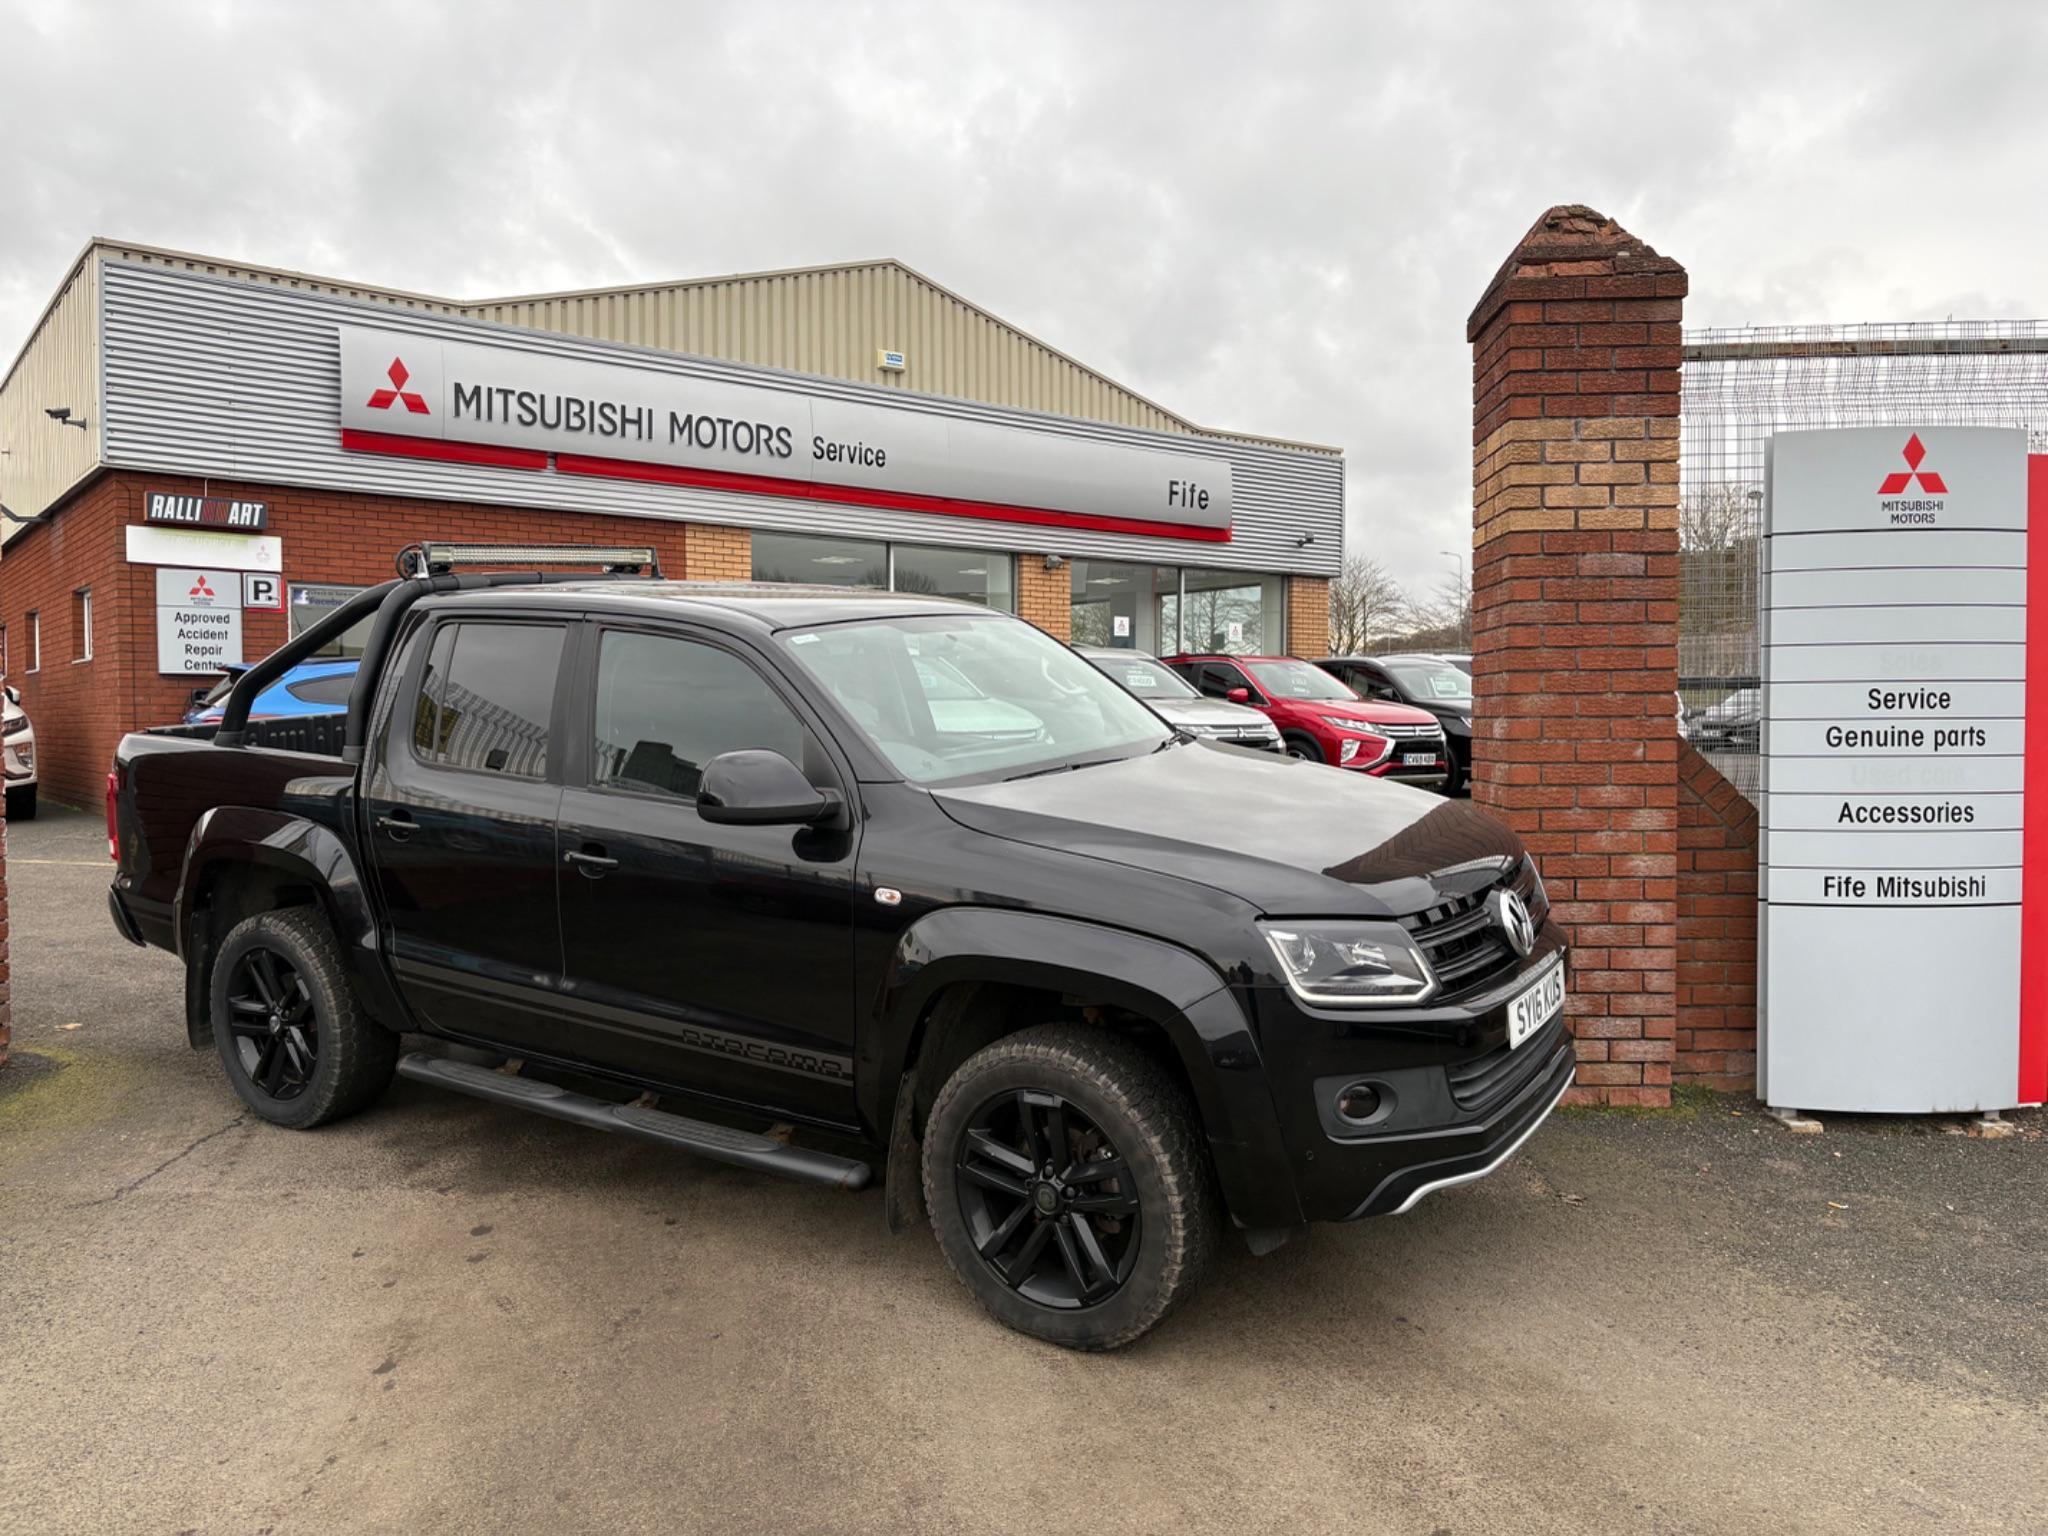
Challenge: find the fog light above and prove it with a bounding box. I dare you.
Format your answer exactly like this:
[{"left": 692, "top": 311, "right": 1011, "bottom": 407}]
[
  {"left": 1336, "top": 1082, "right": 1382, "bottom": 1124},
  {"left": 1339, "top": 739, "right": 1360, "bottom": 764}
]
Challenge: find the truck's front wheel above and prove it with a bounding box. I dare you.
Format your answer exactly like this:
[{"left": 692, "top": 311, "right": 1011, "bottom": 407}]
[
  {"left": 922, "top": 1024, "right": 1218, "bottom": 1350},
  {"left": 210, "top": 908, "right": 397, "bottom": 1129}
]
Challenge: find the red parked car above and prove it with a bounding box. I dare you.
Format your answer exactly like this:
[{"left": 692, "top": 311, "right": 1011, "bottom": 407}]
[{"left": 1163, "top": 653, "right": 1449, "bottom": 787}]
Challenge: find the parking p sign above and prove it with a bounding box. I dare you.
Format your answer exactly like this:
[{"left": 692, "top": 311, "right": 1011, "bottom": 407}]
[{"left": 243, "top": 572, "right": 284, "bottom": 611}]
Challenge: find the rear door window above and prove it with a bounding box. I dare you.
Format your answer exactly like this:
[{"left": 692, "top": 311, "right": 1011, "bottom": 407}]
[{"left": 412, "top": 622, "right": 565, "bottom": 779}]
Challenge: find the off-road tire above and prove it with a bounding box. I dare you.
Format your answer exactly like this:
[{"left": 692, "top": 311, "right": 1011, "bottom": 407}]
[
  {"left": 210, "top": 908, "right": 397, "bottom": 1129},
  {"left": 922, "top": 1023, "right": 1219, "bottom": 1350}
]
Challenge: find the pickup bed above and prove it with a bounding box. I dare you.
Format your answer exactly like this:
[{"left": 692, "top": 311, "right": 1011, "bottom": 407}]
[{"left": 110, "top": 549, "right": 1573, "bottom": 1350}]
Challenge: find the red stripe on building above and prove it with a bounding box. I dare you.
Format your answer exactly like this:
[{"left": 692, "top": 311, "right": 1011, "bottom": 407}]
[
  {"left": 2021, "top": 453, "right": 2048, "bottom": 1105},
  {"left": 340, "top": 429, "right": 549, "bottom": 471},
  {"left": 557, "top": 451, "right": 1233, "bottom": 543}
]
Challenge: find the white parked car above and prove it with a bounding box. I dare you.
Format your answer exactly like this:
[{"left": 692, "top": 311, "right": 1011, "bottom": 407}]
[
  {"left": 1075, "top": 647, "right": 1283, "bottom": 750},
  {"left": 4, "top": 683, "right": 36, "bottom": 820}
]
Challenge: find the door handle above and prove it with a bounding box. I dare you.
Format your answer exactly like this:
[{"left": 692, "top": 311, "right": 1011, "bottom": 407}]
[
  {"left": 564, "top": 847, "right": 619, "bottom": 876},
  {"left": 375, "top": 812, "right": 416, "bottom": 841}
]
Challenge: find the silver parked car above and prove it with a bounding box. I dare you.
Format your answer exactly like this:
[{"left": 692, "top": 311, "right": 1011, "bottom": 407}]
[{"left": 1076, "top": 647, "right": 1282, "bottom": 750}]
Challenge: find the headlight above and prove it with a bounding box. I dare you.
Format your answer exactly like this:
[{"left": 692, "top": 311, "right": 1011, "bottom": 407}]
[
  {"left": 2, "top": 715, "right": 28, "bottom": 738},
  {"left": 1458, "top": 715, "right": 1471, "bottom": 729},
  {"left": 1260, "top": 921, "right": 1438, "bottom": 1007},
  {"left": 1319, "top": 715, "right": 1376, "bottom": 734}
]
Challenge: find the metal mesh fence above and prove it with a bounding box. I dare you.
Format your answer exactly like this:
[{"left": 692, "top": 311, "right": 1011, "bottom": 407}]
[{"left": 1678, "top": 322, "right": 2048, "bottom": 797}]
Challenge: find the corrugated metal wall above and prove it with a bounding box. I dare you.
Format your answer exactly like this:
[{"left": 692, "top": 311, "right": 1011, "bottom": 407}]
[
  {"left": 0, "top": 255, "right": 102, "bottom": 532},
  {"left": 465, "top": 263, "right": 1204, "bottom": 436},
  {"left": 99, "top": 261, "right": 1344, "bottom": 578}
]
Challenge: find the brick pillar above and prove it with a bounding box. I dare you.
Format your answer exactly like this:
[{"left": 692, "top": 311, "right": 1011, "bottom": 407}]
[
  {"left": 1468, "top": 205, "right": 1685, "bottom": 1106},
  {"left": 1285, "top": 575, "right": 1330, "bottom": 659},
  {"left": 1016, "top": 554, "right": 1071, "bottom": 640},
  {"left": 682, "top": 523, "right": 750, "bottom": 580}
]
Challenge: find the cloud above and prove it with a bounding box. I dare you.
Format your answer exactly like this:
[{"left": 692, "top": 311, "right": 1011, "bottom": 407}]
[{"left": 3, "top": 0, "right": 2044, "bottom": 596}]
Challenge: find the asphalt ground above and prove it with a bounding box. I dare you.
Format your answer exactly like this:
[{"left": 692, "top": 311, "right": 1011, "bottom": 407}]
[{"left": 2, "top": 804, "right": 2045, "bottom": 1535}]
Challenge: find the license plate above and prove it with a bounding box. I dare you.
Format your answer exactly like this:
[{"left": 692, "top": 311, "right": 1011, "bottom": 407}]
[
  {"left": 1402, "top": 751, "right": 1438, "bottom": 765},
  {"left": 1507, "top": 960, "right": 1565, "bottom": 1049}
]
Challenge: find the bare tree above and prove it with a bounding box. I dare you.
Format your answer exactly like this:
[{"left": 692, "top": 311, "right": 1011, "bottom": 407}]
[
  {"left": 1327, "top": 555, "right": 1411, "bottom": 654},
  {"left": 1391, "top": 571, "right": 1472, "bottom": 652}
]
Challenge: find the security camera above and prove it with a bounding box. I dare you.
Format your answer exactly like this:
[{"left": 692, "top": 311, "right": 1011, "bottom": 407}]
[{"left": 44, "top": 407, "right": 69, "bottom": 422}]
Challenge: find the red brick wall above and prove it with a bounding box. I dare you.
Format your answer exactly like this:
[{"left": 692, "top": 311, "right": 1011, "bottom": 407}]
[
  {"left": 1675, "top": 745, "right": 1759, "bottom": 1087},
  {"left": 1015, "top": 554, "right": 1071, "bottom": 640},
  {"left": 1468, "top": 206, "right": 1686, "bottom": 1107},
  {"left": 1285, "top": 575, "right": 1330, "bottom": 659},
  {"left": 0, "top": 472, "right": 759, "bottom": 807}
]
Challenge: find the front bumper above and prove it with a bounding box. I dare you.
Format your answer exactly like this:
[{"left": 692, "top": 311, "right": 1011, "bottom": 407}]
[
  {"left": 1344, "top": 1037, "right": 1574, "bottom": 1217},
  {"left": 4, "top": 739, "right": 34, "bottom": 784},
  {"left": 1244, "top": 929, "right": 1573, "bottom": 1225}
]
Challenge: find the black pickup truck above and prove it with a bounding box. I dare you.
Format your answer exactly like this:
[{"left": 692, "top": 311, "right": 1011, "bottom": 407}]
[{"left": 108, "top": 543, "right": 1573, "bottom": 1350}]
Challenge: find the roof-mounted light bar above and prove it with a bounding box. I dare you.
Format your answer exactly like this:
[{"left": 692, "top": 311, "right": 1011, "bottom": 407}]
[{"left": 396, "top": 541, "right": 663, "bottom": 579}]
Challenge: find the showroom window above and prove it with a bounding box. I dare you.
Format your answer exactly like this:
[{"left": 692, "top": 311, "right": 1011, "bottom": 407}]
[
  {"left": 290, "top": 584, "right": 375, "bottom": 656},
  {"left": 1069, "top": 563, "right": 1283, "bottom": 655},
  {"left": 1179, "top": 568, "right": 1284, "bottom": 655},
  {"left": 751, "top": 531, "right": 1014, "bottom": 611}
]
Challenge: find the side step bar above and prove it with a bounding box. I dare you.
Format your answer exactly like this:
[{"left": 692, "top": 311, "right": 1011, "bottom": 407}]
[{"left": 396, "top": 1052, "right": 872, "bottom": 1191}]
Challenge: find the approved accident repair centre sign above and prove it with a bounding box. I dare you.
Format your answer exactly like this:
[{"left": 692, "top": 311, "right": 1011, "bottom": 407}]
[
  {"left": 155, "top": 567, "right": 243, "bottom": 674},
  {"left": 1759, "top": 427, "right": 2046, "bottom": 1114}
]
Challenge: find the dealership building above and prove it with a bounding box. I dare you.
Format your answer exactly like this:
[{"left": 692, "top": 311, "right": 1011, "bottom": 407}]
[{"left": 0, "top": 240, "right": 1343, "bottom": 806}]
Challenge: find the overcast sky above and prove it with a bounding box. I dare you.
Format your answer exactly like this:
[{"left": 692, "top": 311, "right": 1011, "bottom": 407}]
[{"left": 5, "top": 0, "right": 2046, "bottom": 595}]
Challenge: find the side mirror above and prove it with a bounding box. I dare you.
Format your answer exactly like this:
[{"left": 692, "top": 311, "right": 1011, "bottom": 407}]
[
  {"left": 1226, "top": 687, "right": 1251, "bottom": 705},
  {"left": 697, "top": 750, "right": 841, "bottom": 828},
  {"left": 3, "top": 684, "right": 18, "bottom": 707}
]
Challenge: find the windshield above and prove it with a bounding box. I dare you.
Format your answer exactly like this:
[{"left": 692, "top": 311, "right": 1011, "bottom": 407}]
[
  {"left": 1247, "top": 658, "right": 1357, "bottom": 702},
  {"left": 1385, "top": 661, "right": 1471, "bottom": 702},
  {"left": 1085, "top": 653, "right": 1199, "bottom": 700},
  {"left": 780, "top": 615, "right": 1172, "bottom": 784}
]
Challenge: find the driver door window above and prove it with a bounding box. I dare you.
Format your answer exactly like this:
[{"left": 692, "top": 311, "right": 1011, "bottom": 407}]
[
  {"left": 592, "top": 630, "right": 810, "bottom": 800},
  {"left": 1197, "top": 662, "right": 1254, "bottom": 701}
]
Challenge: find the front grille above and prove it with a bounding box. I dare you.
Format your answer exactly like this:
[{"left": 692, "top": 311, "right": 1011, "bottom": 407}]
[
  {"left": 1396, "top": 861, "right": 1546, "bottom": 995},
  {"left": 1376, "top": 723, "right": 1443, "bottom": 740},
  {"left": 1447, "top": 1014, "right": 1565, "bottom": 1115}
]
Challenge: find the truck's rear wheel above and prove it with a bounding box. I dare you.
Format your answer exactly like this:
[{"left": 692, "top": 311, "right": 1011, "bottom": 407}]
[
  {"left": 922, "top": 1024, "right": 1218, "bottom": 1350},
  {"left": 210, "top": 908, "right": 397, "bottom": 1129}
]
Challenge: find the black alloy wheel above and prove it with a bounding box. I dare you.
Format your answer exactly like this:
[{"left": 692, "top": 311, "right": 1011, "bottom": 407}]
[
  {"left": 210, "top": 907, "right": 397, "bottom": 1128},
  {"left": 224, "top": 945, "right": 319, "bottom": 1102},
  {"left": 954, "top": 1088, "right": 1142, "bottom": 1309}
]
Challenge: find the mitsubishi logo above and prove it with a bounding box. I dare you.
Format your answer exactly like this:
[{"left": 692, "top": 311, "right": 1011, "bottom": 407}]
[
  {"left": 188, "top": 575, "right": 215, "bottom": 599},
  {"left": 1879, "top": 433, "right": 1946, "bottom": 495},
  {"left": 366, "top": 357, "right": 430, "bottom": 415},
  {"left": 1491, "top": 888, "right": 1536, "bottom": 958}
]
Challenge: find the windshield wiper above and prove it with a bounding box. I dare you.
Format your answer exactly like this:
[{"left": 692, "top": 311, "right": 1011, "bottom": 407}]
[{"left": 1003, "top": 750, "right": 1148, "bottom": 782}]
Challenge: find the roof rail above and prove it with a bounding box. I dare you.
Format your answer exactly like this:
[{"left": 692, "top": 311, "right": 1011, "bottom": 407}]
[{"left": 395, "top": 541, "right": 663, "bottom": 578}]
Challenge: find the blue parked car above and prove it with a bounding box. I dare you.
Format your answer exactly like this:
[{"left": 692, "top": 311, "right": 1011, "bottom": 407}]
[{"left": 184, "top": 658, "right": 360, "bottom": 724}]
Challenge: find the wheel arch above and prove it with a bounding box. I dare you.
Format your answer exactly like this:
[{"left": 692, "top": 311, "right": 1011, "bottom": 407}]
[
  {"left": 175, "top": 807, "right": 403, "bottom": 1048},
  {"left": 872, "top": 908, "right": 1300, "bottom": 1229}
]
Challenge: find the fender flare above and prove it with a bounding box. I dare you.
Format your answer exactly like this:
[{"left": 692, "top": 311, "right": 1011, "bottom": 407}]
[
  {"left": 870, "top": 907, "right": 1301, "bottom": 1229},
  {"left": 174, "top": 807, "right": 405, "bottom": 1044}
]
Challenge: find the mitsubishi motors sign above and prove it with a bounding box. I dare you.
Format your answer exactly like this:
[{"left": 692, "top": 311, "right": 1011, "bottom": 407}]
[
  {"left": 337, "top": 325, "right": 1234, "bottom": 540},
  {"left": 1759, "top": 426, "right": 2044, "bottom": 1114}
]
